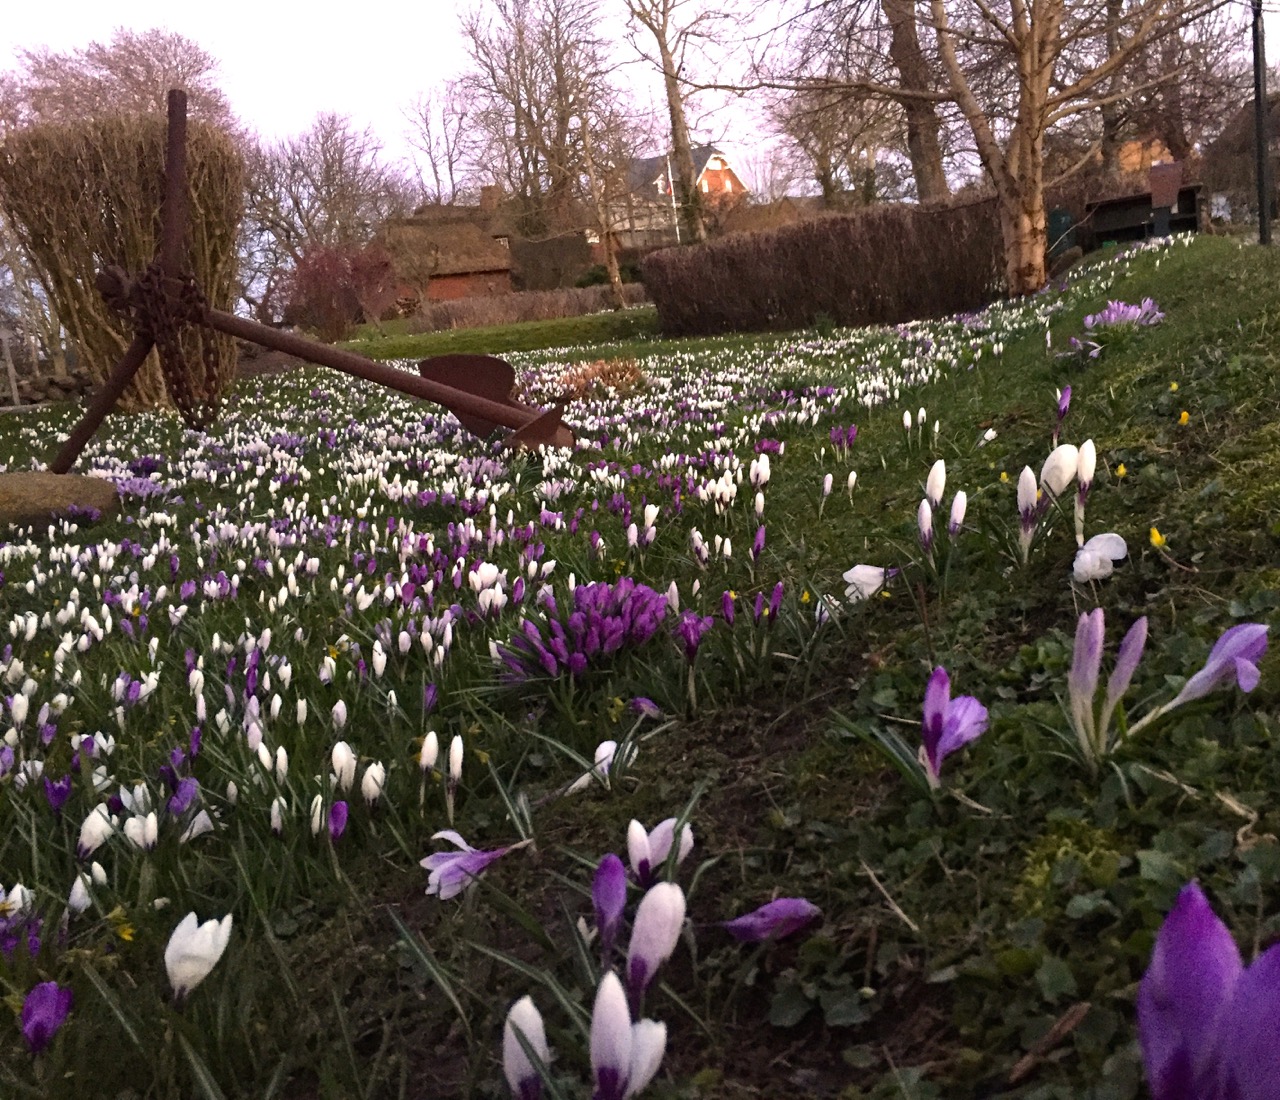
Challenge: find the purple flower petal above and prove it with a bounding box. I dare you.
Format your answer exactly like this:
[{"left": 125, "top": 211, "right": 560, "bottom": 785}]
[
  {"left": 593, "top": 854, "right": 627, "bottom": 960},
  {"left": 1171, "top": 624, "right": 1268, "bottom": 708},
  {"left": 21, "top": 981, "right": 73, "bottom": 1054},
  {"left": 721, "top": 898, "right": 822, "bottom": 942},
  {"left": 1138, "top": 882, "right": 1242, "bottom": 1099}
]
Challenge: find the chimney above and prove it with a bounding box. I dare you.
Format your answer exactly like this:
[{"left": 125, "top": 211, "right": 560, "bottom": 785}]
[{"left": 479, "top": 185, "right": 502, "bottom": 212}]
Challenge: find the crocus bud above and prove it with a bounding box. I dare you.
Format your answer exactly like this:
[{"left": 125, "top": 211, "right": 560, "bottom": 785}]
[
  {"left": 917, "top": 499, "right": 934, "bottom": 554},
  {"left": 503, "top": 995, "right": 550, "bottom": 1100},
  {"left": 270, "top": 796, "right": 286, "bottom": 836},
  {"left": 590, "top": 972, "right": 632, "bottom": 1100},
  {"left": 419, "top": 731, "right": 439, "bottom": 772},
  {"left": 593, "top": 853, "right": 628, "bottom": 962},
  {"left": 331, "top": 699, "right": 347, "bottom": 731},
  {"left": 361, "top": 762, "right": 386, "bottom": 806},
  {"left": 926, "top": 459, "right": 946, "bottom": 509},
  {"left": 949, "top": 491, "right": 967, "bottom": 537},
  {"left": 448, "top": 735, "right": 463, "bottom": 784},
  {"left": 77, "top": 804, "right": 114, "bottom": 859},
  {"left": 1040, "top": 444, "right": 1079, "bottom": 498},
  {"left": 68, "top": 873, "right": 92, "bottom": 914},
  {"left": 331, "top": 741, "right": 357, "bottom": 792},
  {"left": 164, "top": 912, "right": 232, "bottom": 1000},
  {"left": 627, "top": 882, "right": 687, "bottom": 1001}
]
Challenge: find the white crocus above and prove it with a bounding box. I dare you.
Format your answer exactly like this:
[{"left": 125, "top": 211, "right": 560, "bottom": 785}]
[
  {"left": 1039, "top": 443, "right": 1079, "bottom": 498},
  {"left": 164, "top": 912, "right": 233, "bottom": 999},
  {"left": 361, "top": 762, "right": 386, "bottom": 806},
  {"left": 1073, "top": 533, "right": 1128, "bottom": 583},
  {"left": 331, "top": 741, "right": 357, "bottom": 792},
  {"left": 925, "top": 459, "right": 946, "bottom": 509},
  {"left": 842, "top": 564, "right": 889, "bottom": 603}
]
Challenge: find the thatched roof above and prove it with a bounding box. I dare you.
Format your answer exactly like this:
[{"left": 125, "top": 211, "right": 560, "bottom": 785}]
[{"left": 378, "top": 213, "right": 512, "bottom": 279}]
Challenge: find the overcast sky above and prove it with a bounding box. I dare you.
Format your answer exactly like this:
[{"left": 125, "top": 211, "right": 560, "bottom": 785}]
[
  {"left": 0, "top": 1, "right": 721, "bottom": 171},
  {"left": 5, "top": 1, "right": 1280, "bottom": 182}
]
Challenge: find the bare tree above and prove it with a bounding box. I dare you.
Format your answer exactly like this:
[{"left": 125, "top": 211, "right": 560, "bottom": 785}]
[
  {"left": 767, "top": 80, "right": 905, "bottom": 206},
  {"left": 624, "top": 0, "right": 735, "bottom": 243},
  {"left": 10, "top": 28, "right": 236, "bottom": 129},
  {"left": 240, "top": 115, "right": 417, "bottom": 322},
  {"left": 753, "top": 0, "right": 953, "bottom": 203},
  {"left": 405, "top": 82, "right": 476, "bottom": 205}
]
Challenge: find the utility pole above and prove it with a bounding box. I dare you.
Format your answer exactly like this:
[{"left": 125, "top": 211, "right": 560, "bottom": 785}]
[{"left": 1253, "top": 0, "right": 1271, "bottom": 244}]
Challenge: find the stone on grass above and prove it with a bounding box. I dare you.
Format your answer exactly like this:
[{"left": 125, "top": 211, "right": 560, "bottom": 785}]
[{"left": 0, "top": 472, "right": 119, "bottom": 529}]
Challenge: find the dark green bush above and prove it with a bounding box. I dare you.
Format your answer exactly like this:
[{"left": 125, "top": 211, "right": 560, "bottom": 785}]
[{"left": 640, "top": 198, "right": 1004, "bottom": 336}]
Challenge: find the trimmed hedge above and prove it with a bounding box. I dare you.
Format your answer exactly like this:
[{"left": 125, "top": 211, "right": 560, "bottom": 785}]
[{"left": 640, "top": 198, "right": 1005, "bottom": 336}]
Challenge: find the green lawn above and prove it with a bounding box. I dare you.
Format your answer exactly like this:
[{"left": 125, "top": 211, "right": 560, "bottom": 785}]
[
  {"left": 339, "top": 305, "right": 660, "bottom": 360},
  {"left": 1, "top": 234, "right": 1278, "bottom": 1099}
]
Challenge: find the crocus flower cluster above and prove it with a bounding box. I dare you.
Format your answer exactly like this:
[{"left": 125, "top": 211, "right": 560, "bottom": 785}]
[
  {"left": 1139, "top": 881, "right": 1280, "bottom": 1100},
  {"left": 1084, "top": 297, "right": 1165, "bottom": 330},
  {"left": 1067, "top": 611, "right": 1267, "bottom": 767},
  {"left": 497, "top": 578, "right": 668, "bottom": 681}
]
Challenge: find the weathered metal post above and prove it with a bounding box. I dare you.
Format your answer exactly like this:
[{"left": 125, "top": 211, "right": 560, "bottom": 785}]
[
  {"left": 1253, "top": 0, "right": 1271, "bottom": 245},
  {"left": 48, "top": 89, "right": 191, "bottom": 472}
]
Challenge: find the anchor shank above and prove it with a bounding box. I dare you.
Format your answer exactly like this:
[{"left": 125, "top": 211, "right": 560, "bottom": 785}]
[{"left": 203, "top": 308, "right": 546, "bottom": 432}]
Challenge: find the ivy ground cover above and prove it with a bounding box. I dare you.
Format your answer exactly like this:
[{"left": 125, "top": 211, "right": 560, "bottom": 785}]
[{"left": 1, "top": 234, "right": 1278, "bottom": 1099}]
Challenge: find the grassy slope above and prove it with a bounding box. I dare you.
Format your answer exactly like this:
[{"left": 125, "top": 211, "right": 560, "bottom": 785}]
[
  {"left": 2, "top": 236, "right": 1278, "bottom": 1099},
  {"left": 338, "top": 306, "right": 660, "bottom": 359},
  {"left": 307, "top": 236, "right": 1280, "bottom": 1100}
]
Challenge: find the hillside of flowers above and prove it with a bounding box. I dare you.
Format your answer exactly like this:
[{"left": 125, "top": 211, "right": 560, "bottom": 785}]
[{"left": 1, "top": 234, "right": 1278, "bottom": 1099}]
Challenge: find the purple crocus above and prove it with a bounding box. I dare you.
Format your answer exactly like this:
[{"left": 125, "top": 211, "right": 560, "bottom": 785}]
[
  {"left": 328, "top": 801, "right": 349, "bottom": 841},
  {"left": 1139, "top": 881, "right": 1280, "bottom": 1100},
  {"left": 673, "top": 611, "right": 713, "bottom": 663},
  {"left": 1169, "top": 624, "right": 1269, "bottom": 708},
  {"left": 21, "top": 981, "right": 73, "bottom": 1054},
  {"left": 1129, "top": 623, "right": 1269, "bottom": 737},
  {"left": 421, "top": 830, "right": 524, "bottom": 900},
  {"left": 721, "top": 898, "right": 822, "bottom": 942},
  {"left": 1067, "top": 608, "right": 1148, "bottom": 766},
  {"left": 919, "top": 667, "right": 989, "bottom": 788},
  {"left": 167, "top": 777, "right": 199, "bottom": 817},
  {"left": 593, "top": 853, "right": 627, "bottom": 963},
  {"left": 43, "top": 774, "right": 73, "bottom": 816}
]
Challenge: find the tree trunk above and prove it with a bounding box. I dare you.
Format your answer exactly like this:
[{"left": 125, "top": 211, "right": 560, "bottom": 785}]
[
  {"left": 1100, "top": 0, "right": 1123, "bottom": 176},
  {"left": 658, "top": 42, "right": 707, "bottom": 243},
  {"left": 881, "top": 0, "right": 950, "bottom": 203},
  {"left": 580, "top": 116, "right": 626, "bottom": 310},
  {"left": 998, "top": 174, "right": 1048, "bottom": 296}
]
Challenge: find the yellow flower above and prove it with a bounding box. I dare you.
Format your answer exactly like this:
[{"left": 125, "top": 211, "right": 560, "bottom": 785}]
[
  {"left": 1178, "top": 410, "right": 1189, "bottom": 426},
  {"left": 1170, "top": 381, "right": 1179, "bottom": 392},
  {"left": 1000, "top": 471, "right": 1010, "bottom": 483},
  {"left": 801, "top": 590, "right": 812, "bottom": 604},
  {"left": 1116, "top": 463, "right": 1127, "bottom": 479},
  {"left": 1150, "top": 527, "right": 1167, "bottom": 549},
  {"left": 327, "top": 645, "right": 339, "bottom": 660}
]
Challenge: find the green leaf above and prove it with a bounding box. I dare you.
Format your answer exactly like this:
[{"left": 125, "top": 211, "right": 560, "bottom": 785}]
[
  {"left": 1035, "top": 955, "right": 1078, "bottom": 1003},
  {"left": 820, "top": 986, "right": 871, "bottom": 1027},
  {"left": 769, "top": 983, "right": 813, "bottom": 1028},
  {"left": 178, "top": 1033, "right": 229, "bottom": 1100}
]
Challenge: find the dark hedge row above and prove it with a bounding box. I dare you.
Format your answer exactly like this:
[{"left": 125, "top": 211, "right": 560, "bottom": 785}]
[{"left": 641, "top": 198, "right": 1005, "bottom": 336}]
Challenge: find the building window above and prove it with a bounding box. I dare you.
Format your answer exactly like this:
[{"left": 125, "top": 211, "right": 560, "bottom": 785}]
[
  {"left": 495, "top": 235, "right": 509, "bottom": 249},
  {"left": 724, "top": 177, "right": 732, "bottom": 192},
  {"left": 700, "top": 178, "right": 709, "bottom": 192}
]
